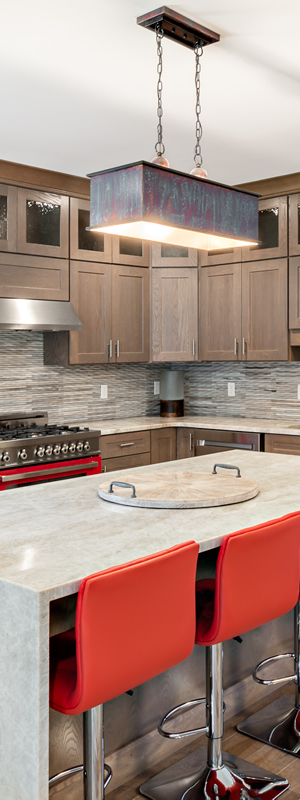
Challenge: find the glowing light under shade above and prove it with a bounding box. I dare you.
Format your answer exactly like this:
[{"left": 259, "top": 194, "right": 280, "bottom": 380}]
[{"left": 88, "top": 161, "right": 259, "bottom": 250}]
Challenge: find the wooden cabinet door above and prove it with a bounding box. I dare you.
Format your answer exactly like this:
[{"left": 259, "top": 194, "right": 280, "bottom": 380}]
[
  {"left": 289, "top": 256, "right": 300, "bottom": 329},
  {"left": 176, "top": 428, "right": 195, "bottom": 459},
  {"left": 0, "top": 253, "right": 69, "bottom": 300},
  {"left": 150, "top": 428, "right": 177, "bottom": 464},
  {"left": 200, "top": 264, "right": 242, "bottom": 361},
  {"left": 111, "top": 265, "right": 150, "bottom": 362},
  {"left": 112, "top": 236, "right": 150, "bottom": 266},
  {"left": 151, "top": 243, "right": 198, "bottom": 267},
  {"left": 242, "top": 196, "right": 287, "bottom": 262},
  {"left": 151, "top": 268, "right": 198, "bottom": 362},
  {"left": 0, "top": 184, "right": 17, "bottom": 253},
  {"left": 17, "top": 188, "right": 69, "bottom": 258},
  {"left": 265, "top": 433, "right": 300, "bottom": 456},
  {"left": 241, "top": 259, "right": 288, "bottom": 360},
  {"left": 289, "top": 194, "right": 300, "bottom": 257},
  {"left": 70, "top": 198, "right": 112, "bottom": 262},
  {"left": 69, "top": 261, "right": 112, "bottom": 364}
]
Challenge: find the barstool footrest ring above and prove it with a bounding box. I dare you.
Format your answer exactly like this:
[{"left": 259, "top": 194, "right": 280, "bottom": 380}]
[
  {"left": 159, "top": 698, "right": 207, "bottom": 739},
  {"left": 254, "top": 652, "right": 296, "bottom": 686}
]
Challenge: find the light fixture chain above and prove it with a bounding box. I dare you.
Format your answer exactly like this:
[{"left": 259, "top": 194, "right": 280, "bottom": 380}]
[
  {"left": 194, "top": 43, "right": 203, "bottom": 167},
  {"left": 155, "top": 26, "right": 165, "bottom": 157}
]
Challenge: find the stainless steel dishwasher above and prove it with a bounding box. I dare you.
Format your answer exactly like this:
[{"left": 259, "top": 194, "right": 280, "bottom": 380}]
[{"left": 194, "top": 429, "right": 262, "bottom": 456}]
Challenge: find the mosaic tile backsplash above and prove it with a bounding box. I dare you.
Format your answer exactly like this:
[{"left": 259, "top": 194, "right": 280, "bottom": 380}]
[{"left": 1, "top": 332, "right": 300, "bottom": 424}]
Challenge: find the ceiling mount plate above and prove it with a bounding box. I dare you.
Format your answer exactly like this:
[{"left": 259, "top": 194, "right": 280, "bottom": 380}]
[{"left": 137, "top": 6, "right": 220, "bottom": 50}]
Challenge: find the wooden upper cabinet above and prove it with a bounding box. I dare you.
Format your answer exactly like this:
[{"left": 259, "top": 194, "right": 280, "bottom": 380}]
[
  {"left": 151, "top": 268, "right": 198, "bottom": 362},
  {"left": 241, "top": 196, "right": 287, "bottom": 262},
  {"left": 69, "top": 261, "right": 112, "bottom": 364},
  {"left": 241, "top": 259, "right": 288, "bottom": 360},
  {"left": 70, "top": 198, "right": 112, "bottom": 262},
  {"left": 112, "top": 265, "right": 150, "bottom": 363},
  {"left": 112, "top": 236, "right": 150, "bottom": 267},
  {"left": 17, "top": 188, "right": 69, "bottom": 258},
  {"left": 151, "top": 243, "right": 198, "bottom": 267},
  {"left": 0, "top": 253, "right": 69, "bottom": 301},
  {"left": 200, "top": 264, "right": 242, "bottom": 361},
  {"left": 289, "top": 194, "right": 300, "bottom": 256},
  {"left": 0, "top": 184, "right": 17, "bottom": 252},
  {"left": 289, "top": 256, "right": 300, "bottom": 329},
  {"left": 199, "top": 246, "right": 242, "bottom": 267}
]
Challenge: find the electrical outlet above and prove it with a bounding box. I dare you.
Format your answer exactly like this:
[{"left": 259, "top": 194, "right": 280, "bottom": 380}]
[
  {"left": 154, "top": 381, "right": 160, "bottom": 395},
  {"left": 228, "top": 382, "right": 235, "bottom": 397},
  {"left": 297, "top": 385, "right": 300, "bottom": 400},
  {"left": 100, "top": 385, "right": 108, "bottom": 399}
]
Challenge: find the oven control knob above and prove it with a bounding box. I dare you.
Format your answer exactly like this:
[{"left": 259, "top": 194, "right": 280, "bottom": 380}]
[
  {"left": 53, "top": 444, "right": 61, "bottom": 456},
  {"left": 61, "top": 443, "right": 69, "bottom": 455},
  {"left": 2, "top": 451, "right": 10, "bottom": 463},
  {"left": 83, "top": 441, "right": 90, "bottom": 452},
  {"left": 36, "top": 446, "right": 45, "bottom": 458},
  {"left": 68, "top": 442, "right": 76, "bottom": 454},
  {"left": 76, "top": 441, "right": 84, "bottom": 453},
  {"left": 45, "top": 445, "right": 53, "bottom": 457},
  {"left": 18, "top": 449, "right": 28, "bottom": 461}
]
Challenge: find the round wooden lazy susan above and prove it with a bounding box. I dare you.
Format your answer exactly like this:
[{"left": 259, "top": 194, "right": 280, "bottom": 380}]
[{"left": 98, "top": 464, "right": 258, "bottom": 509}]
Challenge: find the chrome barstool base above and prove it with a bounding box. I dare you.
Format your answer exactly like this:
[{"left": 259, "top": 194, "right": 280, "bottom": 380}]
[
  {"left": 140, "top": 746, "right": 289, "bottom": 800},
  {"left": 237, "top": 694, "right": 300, "bottom": 756}
]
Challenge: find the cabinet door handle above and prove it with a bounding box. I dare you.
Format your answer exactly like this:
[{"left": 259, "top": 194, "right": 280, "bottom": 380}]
[
  {"left": 234, "top": 338, "right": 237, "bottom": 356},
  {"left": 108, "top": 340, "right": 112, "bottom": 358},
  {"left": 116, "top": 340, "right": 120, "bottom": 358},
  {"left": 242, "top": 338, "right": 246, "bottom": 355},
  {"left": 189, "top": 433, "right": 194, "bottom": 451},
  {"left": 192, "top": 339, "right": 195, "bottom": 357},
  {"left": 120, "top": 442, "right": 135, "bottom": 447}
]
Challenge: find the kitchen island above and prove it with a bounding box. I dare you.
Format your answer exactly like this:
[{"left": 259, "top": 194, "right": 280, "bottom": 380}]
[{"left": 1, "top": 450, "right": 300, "bottom": 800}]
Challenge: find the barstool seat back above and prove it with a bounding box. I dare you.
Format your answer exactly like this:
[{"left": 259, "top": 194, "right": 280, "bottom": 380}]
[
  {"left": 196, "top": 511, "right": 300, "bottom": 646},
  {"left": 50, "top": 540, "right": 199, "bottom": 715}
]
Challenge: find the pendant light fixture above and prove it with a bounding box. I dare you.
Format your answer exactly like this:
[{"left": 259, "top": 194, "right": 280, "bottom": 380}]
[{"left": 88, "top": 7, "right": 259, "bottom": 251}]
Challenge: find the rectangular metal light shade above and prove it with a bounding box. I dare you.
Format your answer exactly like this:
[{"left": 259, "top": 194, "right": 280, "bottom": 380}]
[{"left": 88, "top": 161, "right": 259, "bottom": 251}]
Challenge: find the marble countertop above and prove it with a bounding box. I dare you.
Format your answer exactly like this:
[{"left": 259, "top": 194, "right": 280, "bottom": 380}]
[
  {"left": 71, "top": 415, "right": 300, "bottom": 436},
  {"left": 1, "top": 450, "right": 300, "bottom": 600}
]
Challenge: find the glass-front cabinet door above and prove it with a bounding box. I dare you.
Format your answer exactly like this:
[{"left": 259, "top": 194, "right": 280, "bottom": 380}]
[
  {"left": 17, "top": 188, "right": 69, "bottom": 258},
  {"left": 70, "top": 198, "right": 112, "bottom": 262},
  {"left": 289, "top": 194, "right": 300, "bottom": 256},
  {"left": 0, "top": 184, "right": 17, "bottom": 252},
  {"left": 241, "top": 196, "right": 287, "bottom": 261},
  {"left": 112, "top": 236, "right": 150, "bottom": 266},
  {"left": 151, "top": 243, "right": 198, "bottom": 267}
]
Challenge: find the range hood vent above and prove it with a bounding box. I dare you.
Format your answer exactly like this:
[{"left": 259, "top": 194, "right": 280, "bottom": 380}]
[{"left": 0, "top": 298, "right": 83, "bottom": 331}]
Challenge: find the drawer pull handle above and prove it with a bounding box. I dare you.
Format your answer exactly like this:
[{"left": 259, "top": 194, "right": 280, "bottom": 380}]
[
  {"left": 108, "top": 481, "right": 136, "bottom": 498},
  {"left": 119, "top": 442, "right": 135, "bottom": 447}
]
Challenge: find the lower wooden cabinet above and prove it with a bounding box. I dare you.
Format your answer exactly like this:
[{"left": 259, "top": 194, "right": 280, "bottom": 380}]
[
  {"left": 101, "top": 430, "right": 151, "bottom": 473},
  {"left": 265, "top": 433, "right": 300, "bottom": 455},
  {"left": 150, "top": 428, "right": 176, "bottom": 464},
  {"left": 176, "top": 428, "right": 195, "bottom": 459}
]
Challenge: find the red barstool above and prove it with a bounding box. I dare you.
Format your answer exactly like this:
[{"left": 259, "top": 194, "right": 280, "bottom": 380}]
[
  {"left": 237, "top": 597, "right": 300, "bottom": 756},
  {"left": 140, "top": 511, "right": 300, "bottom": 800},
  {"left": 49, "top": 539, "right": 199, "bottom": 800}
]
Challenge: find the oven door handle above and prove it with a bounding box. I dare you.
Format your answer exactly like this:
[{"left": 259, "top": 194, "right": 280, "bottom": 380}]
[
  {"left": 196, "top": 439, "right": 253, "bottom": 450},
  {"left": 0, "top": 461, "right": 99, "bottom": 482}
]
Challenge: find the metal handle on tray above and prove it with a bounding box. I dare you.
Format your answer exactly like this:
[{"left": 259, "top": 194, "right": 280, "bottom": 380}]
[
  {"left": 212, "top": 463, "right": 241, "bottom": 478},
  {"left": 108, "top": 481, "right": 136, "bottom": 498}
]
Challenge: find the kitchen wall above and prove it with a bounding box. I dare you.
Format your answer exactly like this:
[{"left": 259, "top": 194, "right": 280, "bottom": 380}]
[{"left": 2, "top": 331, "right": 300, "bottom": 423}]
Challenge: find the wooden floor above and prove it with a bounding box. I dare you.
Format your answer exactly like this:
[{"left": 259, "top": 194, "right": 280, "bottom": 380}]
[{"left": 49, "top": 685, "right": 300, "bottom": 799}]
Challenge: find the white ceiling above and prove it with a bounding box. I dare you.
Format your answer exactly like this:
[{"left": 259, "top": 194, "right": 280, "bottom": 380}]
[{"left": 1, "top": 0, "right": 300, "bottom": 186}]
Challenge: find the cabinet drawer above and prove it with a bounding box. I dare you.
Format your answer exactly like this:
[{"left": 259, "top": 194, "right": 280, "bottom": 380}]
[
  {"left": 101, "top": 452, "right": 151, "bottom": 473},
  {"left": 265, "top": 433, "right": 300, "bottom": 456},
  {"left": 100, "top": 430, "right": 151, "bottom": 459}
]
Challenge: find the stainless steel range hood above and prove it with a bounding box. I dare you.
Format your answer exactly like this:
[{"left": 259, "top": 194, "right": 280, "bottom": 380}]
[{"left": 0, "top": 298, "right": 83, "bottom": 331}]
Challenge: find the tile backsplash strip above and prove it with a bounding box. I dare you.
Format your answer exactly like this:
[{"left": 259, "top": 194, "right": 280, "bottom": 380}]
[{"left": 1, "top": 332, "right": 300, "bottom": 423}]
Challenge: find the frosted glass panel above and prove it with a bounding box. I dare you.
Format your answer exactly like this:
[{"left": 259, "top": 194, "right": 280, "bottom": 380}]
[
  {"left": 257, "top": 207, "right": 278, "bottom": 249},
  {"left": 78, "top": 209, "right": 104, "bottom": 251},
  {"left": 161, "top": 244, "right": 189, "bottom": 258},
  {"left": 26, "top": 200, "right": 60, "bottom": 246},
  {"left": 0, "top": 196, "right": 7, "bottom": 240},
  {"left": 119, "top": 237, "right": 143, "bottom": 257}
]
